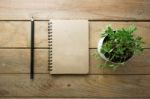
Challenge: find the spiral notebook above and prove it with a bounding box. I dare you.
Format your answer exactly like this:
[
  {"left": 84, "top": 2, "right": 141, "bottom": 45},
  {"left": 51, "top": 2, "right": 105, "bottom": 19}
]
[{"left": 48, "top": 20, "right": 89, "bottom": 74}]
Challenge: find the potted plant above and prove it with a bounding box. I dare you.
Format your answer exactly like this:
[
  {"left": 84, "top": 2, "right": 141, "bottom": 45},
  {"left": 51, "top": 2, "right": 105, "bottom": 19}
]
[{"left": 94, "top": 25, "right": 144, "bottom": 70}]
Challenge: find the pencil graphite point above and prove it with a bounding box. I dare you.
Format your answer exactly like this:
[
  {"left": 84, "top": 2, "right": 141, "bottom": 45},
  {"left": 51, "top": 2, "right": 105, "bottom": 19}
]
[{"left": 31, "top": 17, "right": 34, "bottom": 21}]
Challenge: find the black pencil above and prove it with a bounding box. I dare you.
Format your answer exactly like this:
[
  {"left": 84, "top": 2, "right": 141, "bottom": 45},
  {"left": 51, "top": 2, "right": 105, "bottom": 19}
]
[{"left": 30, "top": 17, "right": 34, "bottom": 79}]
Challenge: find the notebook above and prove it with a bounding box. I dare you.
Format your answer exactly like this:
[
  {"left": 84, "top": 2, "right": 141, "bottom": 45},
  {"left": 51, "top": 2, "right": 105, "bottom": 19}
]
[{"left": 48, "top": 20, "right": 89, "bottom": 74}]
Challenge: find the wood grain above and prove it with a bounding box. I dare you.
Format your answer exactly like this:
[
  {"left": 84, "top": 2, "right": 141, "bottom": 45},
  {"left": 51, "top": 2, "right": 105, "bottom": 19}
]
[
  {"left": 2, "top": 98, "right": 149, "bottom": 99},
  {"left": 0, "top": 0, "right": 150, "bottom": 98},
  {"left": 0, "top": 0, "right": 150, "bottom": 20},
  {"left": 3, "top": 98, "right": 149, "bottom": 99},
  {"left": 3, "top": 98, "right": 146, "bottom": 99},
  {"left": 0, "top": 74, "right": 150, "bottom": 98},
  {"left": 0, "top": 49, "right": 48, "bottom": 74},
  {"left": 0, "top": 21, "right": 30, "bottom": 47},
  {"left": 0, "top": 21, "right": 150, "bottom": 48},
  {"left": 0, "top": 49, "right": 149, "bottom": 74},
  {"left": 2, "top": 98, "right": 131, "bottom": 99},
  {"left": 35, "top": 21, "right": 48, "bottom": 47},
  {"left": 0, "top": 21, "right": 48, "bottom": 48}
]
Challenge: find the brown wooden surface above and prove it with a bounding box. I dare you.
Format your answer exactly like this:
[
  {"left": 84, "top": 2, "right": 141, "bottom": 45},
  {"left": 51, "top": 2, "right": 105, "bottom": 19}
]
[
  {"left": 0, "top": 0, "right": 150, "bottom": 98},
  {"left": 3, "top": 98, "right": 149, "bottom": 99},
  {"left": 0, "top": 49, "right": 150, "bottom": 74},
  {"left": 2, "top": 98, "right": 150, "bottom": 99},
  {"left": 0, "top": 74, "right": 150, "bottom": 98},
  {"left": 0, "top": 21, "right": 150, "bottom": 48},
  {"left": 0, "top": 0, "right": 150, "bottom": 20}
]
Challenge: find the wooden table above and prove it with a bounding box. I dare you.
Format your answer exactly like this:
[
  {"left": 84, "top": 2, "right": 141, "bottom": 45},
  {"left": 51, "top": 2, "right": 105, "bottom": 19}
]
[{"left": 0, "top": 0, "right": 150, "bottom": 98}]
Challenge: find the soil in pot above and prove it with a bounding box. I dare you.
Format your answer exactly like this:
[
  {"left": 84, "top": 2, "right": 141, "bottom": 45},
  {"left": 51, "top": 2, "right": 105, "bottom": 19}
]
[{"left": 102, "top": 35, "right": 134, "bottom": 63}]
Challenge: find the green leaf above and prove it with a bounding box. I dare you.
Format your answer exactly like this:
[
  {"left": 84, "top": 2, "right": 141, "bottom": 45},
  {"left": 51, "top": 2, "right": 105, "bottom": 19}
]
[{"left": 95, "top": 25, "right": 144, "bottom": 71}]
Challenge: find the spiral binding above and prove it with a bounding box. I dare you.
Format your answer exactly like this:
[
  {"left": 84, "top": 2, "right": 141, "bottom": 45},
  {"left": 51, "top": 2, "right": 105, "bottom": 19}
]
[{"left": 48, "top": 21, "right": 52, "bottom": 71}]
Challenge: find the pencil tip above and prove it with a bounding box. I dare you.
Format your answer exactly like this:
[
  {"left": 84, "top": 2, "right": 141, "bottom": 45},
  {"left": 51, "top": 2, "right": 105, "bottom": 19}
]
[{"left": 31, "top": 17, "right": 34, "bottom": 21}]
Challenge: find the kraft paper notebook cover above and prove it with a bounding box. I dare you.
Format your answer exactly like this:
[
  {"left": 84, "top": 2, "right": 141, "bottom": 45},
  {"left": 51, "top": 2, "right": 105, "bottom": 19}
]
[{"left": 48, "top": 20, "right": 89, "bottom": 74}]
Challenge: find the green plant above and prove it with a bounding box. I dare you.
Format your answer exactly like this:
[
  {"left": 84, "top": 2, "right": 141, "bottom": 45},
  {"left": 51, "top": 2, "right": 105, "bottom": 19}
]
[{"left": 93, "top": 25, "right": 144, "bottom": 70}]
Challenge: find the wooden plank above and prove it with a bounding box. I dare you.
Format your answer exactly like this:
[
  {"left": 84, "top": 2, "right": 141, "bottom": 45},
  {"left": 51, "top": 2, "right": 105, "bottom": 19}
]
[
  {"left": 35, "top": 21, "right": 48, "bottom": 48},
  {"left": 0, "top": 0, "right": 150, "bottom": 20},
  {"left": 0, "top": 74, "right": 150, "bottom": 97},
  {"left": 0, "top": 21, "right": 30, "bottom": 47},
  {"left": 0, "top": 49, "right": 149, "bottom": 74},
  {"left": 0, "top": 98, "right": 116, "bottom": 99},
  {"left": 2, "top": 97, "right": 148, "bottom": 99},
  {"left": 90, "top": 22, "right": 150, "bottom": 48},
  {"left": 1, "top": 21, "right": 150, "bottom": 48},
  {"left": 0, "top": 49, "right": 48, "bottom": 74},
  {"left": 0, "top": 49, "right": 30, "bottom": 73},
  {"left": 0, "top": 21, "right": 48, "bottom": 48},
  {"left": 0, "top": 97, "right": 109, "bottom": 99}
]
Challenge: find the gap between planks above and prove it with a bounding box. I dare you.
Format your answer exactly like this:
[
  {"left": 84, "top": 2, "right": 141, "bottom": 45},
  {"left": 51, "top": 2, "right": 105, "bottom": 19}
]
[
  {"left": 1, "top": 20, "right": 150, "bottom": 21},
  {"left": 0, "top": 97, "right": 150, "bottom": 99}
]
